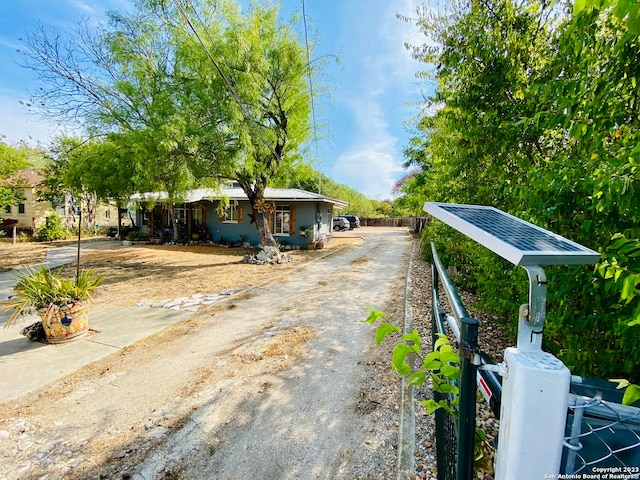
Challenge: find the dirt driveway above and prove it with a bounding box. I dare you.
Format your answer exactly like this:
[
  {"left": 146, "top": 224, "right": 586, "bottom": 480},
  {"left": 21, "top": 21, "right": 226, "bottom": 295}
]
[{"left": 0, "top": 228, "right": 413, "bottom": 480}]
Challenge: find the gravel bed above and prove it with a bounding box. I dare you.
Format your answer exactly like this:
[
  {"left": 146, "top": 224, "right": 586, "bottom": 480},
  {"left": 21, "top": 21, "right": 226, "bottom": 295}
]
[{"left": 408, "top": 246, "right": 514, "bottom": 480}]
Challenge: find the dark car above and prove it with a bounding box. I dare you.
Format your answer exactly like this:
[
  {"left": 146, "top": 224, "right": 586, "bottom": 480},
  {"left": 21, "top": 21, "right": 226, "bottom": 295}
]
[{"left": 342, "top": 215, "right": 360, "bottom": 229}]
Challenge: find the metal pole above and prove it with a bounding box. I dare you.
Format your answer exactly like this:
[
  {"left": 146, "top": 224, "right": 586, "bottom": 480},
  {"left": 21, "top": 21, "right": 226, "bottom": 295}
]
[
  {"left": 457, "top": 316, "right": 479, "bottom": 480},
  {"left": 76, "top": 208, "right": 81, "bottom": 280}
]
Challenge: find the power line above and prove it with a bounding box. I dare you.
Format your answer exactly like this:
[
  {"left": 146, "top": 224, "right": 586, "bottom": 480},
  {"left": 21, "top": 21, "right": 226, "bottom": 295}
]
[
  {"left": 171, "top": 0, "right": 282, "bottom": 165},
  {"left": 301, "top": 0, "right": 322, "bottom": 195}
]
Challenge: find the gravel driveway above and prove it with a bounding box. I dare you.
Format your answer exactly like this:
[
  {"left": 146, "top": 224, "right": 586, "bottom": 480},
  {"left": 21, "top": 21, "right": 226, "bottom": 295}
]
[{"left": 0, "top": 228, "right": 413, "bottom": 480}]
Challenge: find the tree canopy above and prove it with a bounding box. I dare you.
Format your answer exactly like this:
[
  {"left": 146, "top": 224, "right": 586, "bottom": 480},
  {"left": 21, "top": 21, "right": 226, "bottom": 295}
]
[
  {"left": 400, "top": 0, "right": 640, "bottom": 381},
  {"left": 22, "top": 0, "right": 316, "bottom": 246},
  {"left": 0, "top": 141, "right": 39, "bottom": 208}
]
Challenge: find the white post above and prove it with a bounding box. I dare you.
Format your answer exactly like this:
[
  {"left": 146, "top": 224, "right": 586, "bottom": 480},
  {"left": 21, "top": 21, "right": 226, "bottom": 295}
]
[
  {"left": 494, "top": 266, "right": 571, "bottom": 480},
  {"left": 494, "top": 348, "right": 570, "bottom": 480}
]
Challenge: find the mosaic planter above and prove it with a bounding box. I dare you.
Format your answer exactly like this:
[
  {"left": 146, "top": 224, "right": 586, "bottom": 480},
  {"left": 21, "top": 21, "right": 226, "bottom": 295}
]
[{"left": 39, "top": 302, "right": 89, "bottom": 344}]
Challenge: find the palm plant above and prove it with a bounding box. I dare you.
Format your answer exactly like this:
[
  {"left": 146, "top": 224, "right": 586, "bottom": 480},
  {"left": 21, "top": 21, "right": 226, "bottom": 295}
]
[{"left": 1, "top": 265, "right": 102, "bottom": 327}]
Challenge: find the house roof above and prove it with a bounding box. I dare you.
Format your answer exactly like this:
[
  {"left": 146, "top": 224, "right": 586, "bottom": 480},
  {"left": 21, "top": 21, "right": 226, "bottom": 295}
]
[
  {"left": 131, "top": 186, "right": 348, "bottom": 208},
  {"left": 8, "top": 168, "right": 45, "bottom": 186}
]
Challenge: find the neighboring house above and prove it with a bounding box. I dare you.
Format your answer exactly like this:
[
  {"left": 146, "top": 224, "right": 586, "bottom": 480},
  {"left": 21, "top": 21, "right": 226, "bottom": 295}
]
[
  {"left": 131, "top": 184, "right": 348, "bottom": 248},
  {"left": 2, "top": 169, "right": 49, "bottom": 232},
  {"left": 2, "top": 168, "right": 120, "bottom": 234}
]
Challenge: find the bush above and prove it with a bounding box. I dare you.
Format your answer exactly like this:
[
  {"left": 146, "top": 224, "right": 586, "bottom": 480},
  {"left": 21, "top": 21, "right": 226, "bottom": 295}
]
[
  {"left": 35, "top": 212, "right": 70, "bottom": 242},
  {"left": 127, "top": 231, "right": 150, "bottom": 241}
]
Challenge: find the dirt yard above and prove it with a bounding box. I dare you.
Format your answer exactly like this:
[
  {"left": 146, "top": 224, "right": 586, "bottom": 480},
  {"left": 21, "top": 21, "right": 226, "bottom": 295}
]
[
  {"left": 0, "top": 235, "right": 364, "bottom": 308},
  {"left": 0, "top": 229, "right": 409, "bottom": 480}
]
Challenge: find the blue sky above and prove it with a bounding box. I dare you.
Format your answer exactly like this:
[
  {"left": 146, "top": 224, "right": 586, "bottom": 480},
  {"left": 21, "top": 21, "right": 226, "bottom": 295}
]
[{"left": 0, "top": 0, "right": 428, "bottom": 199}]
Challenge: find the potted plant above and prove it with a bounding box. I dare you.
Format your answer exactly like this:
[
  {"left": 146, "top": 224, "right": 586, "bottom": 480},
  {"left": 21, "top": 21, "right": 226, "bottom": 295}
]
[{"left": 1, "top": 266, "right": 102, "bottom": 343}]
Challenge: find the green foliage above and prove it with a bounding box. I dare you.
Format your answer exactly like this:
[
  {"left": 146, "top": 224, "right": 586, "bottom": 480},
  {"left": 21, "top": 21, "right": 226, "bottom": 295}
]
[
  {"left": 610, "top": 379, "right": 640, "bottom": 406},
  {"left": 398, "top": 0, "right": 640, "bottom": 383},
  {"left": 0, "top": 141, "right": 33, "bottom": 208},
  {"left": 21, "top": 0, "right": 320, "bottom": 248},
  {"left": 0, "top": 265, "right": 102, "bottom": 326},
  {"left": 273, "top": 164, "right": 389, "bottom": 217},
  {"left": 35, "top": 212, "right": 70, "bottom": 242},
  {"left": 597, "top": 234, "right": 640, "bottom": 327},
  {"left": 363, "top": 307, "right": 486, "bottom": 461},
  {"left": 126, "top": 230, "right": 150, "bottom": 241}
]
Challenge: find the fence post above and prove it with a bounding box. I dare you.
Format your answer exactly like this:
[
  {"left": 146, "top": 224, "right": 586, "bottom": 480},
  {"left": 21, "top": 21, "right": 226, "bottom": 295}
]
[{"left": 457, "top": 316, "right": 479, "bottom": 480}]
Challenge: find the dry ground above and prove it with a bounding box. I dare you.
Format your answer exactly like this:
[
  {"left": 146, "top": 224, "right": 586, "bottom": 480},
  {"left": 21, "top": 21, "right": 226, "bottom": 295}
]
[
  {"left": 0, "top": 240, "right": 57, "bottom": 273},
  {"left": 0, "top": 229, "right": 406, "bottom": 480},
  {"left": 0, "top": 234, "right": 364, "bottom": 308}
]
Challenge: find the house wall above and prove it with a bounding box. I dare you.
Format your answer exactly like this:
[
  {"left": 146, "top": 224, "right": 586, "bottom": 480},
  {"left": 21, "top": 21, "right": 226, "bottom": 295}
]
[
  {"left": 140, "top": 199, "right": 340, "bottom": 247},
  {"left": 94, "top": 204, "right": 120, "bottom": 229},
  {"left": 203, "top": 200, "right": 333, "bottom": 247},
  {"left": 4, "top": 189, "right": 120, "bottom": 233},
  {"left": 3, "top": 186, "right": 49, "bottom": 231}
]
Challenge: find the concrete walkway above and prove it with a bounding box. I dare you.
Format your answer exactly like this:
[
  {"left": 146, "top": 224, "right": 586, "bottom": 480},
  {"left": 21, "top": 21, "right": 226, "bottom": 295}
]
[
  {"left": 0, "top": 243, "right": 110, "bottom": 302},
  {"left": 0, "top": 243, "right": 194, "bottom": 402}
]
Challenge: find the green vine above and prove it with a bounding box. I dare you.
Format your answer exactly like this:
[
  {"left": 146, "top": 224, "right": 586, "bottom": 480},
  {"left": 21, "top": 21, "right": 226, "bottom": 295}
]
[{"left": 363, "top": 307, "right": 487, "bottom": 462}]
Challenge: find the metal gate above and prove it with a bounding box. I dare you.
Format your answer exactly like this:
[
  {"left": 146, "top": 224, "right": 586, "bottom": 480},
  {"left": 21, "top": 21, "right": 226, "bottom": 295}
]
[{"left": 424, "top": 203, "right": 640, "bottom": 480}]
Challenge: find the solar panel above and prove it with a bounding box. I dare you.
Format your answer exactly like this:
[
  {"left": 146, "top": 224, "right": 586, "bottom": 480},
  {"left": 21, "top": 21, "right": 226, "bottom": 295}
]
[{"left": 423, "top": 202, "right": 601, "bottom": 266}]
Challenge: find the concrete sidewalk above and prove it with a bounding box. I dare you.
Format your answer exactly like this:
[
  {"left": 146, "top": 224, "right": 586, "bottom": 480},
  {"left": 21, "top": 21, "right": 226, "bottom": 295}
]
[
  {"left": 0, "top": 242, "right": 113, "bottom": 302},
  {"left": 0, "top": 306, "right": 193, "bottom": 402},
  {"left": 0, "top": 242, "right": 194, "bottom": 403}
]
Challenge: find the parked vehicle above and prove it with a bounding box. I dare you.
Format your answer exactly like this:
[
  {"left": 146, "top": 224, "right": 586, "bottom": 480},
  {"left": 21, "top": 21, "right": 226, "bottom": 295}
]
[
  {"left": 332, "top": 216, "right": 350, "bottom": 231},
  {"left": 342, "top": 215, "right": 360, "bottom": 229}
]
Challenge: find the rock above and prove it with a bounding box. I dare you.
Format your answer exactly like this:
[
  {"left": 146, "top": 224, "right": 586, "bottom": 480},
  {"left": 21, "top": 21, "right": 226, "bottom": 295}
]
[
  {"left": 243, "top": 246, "right": 293, "bottom": 265},
  {"left": 20, "top": 322, "right": 46, "bottom": 343}
]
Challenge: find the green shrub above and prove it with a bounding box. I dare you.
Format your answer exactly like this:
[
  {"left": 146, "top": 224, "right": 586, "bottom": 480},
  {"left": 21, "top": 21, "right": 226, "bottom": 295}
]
[
  {"left": 35, "top": 212, "right": 70, "bottom": 242},
  {"left": 126, "top": 230, "right": 150, "bottom": 241}
]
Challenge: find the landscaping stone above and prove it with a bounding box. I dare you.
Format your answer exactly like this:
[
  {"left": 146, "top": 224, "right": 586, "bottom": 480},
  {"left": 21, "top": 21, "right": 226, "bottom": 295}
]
[
  {"left": 243, "top": 246, "right": 293, "bottom": 265},
  {"left": 135, "top": 292, "right": 234, "bottom": 312}
]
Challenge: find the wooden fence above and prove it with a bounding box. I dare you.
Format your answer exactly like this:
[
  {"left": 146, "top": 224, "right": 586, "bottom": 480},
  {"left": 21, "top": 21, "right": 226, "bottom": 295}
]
[{"left": 360, "top": 216, "right": 429, "bottom": 233}]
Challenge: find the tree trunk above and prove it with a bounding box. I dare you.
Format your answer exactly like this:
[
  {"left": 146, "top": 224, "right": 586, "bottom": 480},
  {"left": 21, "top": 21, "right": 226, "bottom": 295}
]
[
  {"left": 240, "top": 180, "right": 277, "bottom": 249},
  {"left": 253, "top": 207, "right": 277, "bottom": 247},
  {"left": 168, "top": 203, "right": 180, "bottom": 242}
]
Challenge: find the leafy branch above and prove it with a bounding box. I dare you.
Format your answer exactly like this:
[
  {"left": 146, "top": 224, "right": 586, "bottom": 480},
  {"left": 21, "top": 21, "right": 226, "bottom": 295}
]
[{"left": 363, "top": 307, "right": 486, "bottom": 461}]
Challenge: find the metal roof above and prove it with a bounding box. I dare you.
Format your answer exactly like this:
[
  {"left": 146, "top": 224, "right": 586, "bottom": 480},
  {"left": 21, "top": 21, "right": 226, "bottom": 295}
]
[
  {"left": 423, "top": 202, "right": 601, "bottom": 266},
  {"left": 131, "top": 186, "right": 348, "bottom": 208}
]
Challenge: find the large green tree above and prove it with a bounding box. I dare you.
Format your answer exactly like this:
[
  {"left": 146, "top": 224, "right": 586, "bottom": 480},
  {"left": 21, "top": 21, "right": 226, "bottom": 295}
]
[
  {"left": 400, "top": 0, "right": 640, "bottom": 381},
  {"left": 21, "top": 0, "right": 315, "bottom": 247}
]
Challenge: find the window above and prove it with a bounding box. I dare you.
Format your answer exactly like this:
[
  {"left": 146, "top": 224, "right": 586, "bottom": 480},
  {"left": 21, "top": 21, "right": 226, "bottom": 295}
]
[
  {"left": 4, "top": 206, "right": 11, "bottom": 214},
  {"left": 219, "top": 201, "right": 242, "bottom": 223},
  {"left": 18, "top": 203, "right": 25, "bottom": 215},
  {"left": 173, "top": 206, "right": 188, "bottom": 225},
  {"left": 274, "top": 205, "right": 290, "bottom": 235}
]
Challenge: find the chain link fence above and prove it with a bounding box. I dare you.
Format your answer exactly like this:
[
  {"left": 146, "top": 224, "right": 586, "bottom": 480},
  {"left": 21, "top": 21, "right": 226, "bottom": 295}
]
[{"left": 563, "top": 388, "right": 640, "bottom": 477}]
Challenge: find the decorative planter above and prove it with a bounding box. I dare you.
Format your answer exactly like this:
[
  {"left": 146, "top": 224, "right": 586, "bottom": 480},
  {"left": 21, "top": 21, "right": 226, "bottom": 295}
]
[{"left": 39, "top": 302, "right": 89, "bottom": 343}]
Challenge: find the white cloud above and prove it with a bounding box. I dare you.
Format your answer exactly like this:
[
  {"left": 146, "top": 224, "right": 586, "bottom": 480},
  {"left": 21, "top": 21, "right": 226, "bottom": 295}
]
[
  {"left": 327, "top": 1, "right": 424, "bottom": 199},
  {"left": 68, "top": 0, "right": 97, "bottom": 16},
  {"left": 333, "top": 143, "right": 403, "bottom": 200},
  {"left": 333, "top": 94, "right": 403, "bottom": 199}
]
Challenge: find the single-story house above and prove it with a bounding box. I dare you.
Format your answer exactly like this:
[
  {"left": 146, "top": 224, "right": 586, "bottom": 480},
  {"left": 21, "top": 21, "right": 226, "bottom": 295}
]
[{"left": 130, "top": 184, "right": 348, "bottom": 248}]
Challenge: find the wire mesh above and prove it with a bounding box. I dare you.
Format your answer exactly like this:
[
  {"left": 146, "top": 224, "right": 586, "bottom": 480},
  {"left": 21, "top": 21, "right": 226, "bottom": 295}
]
[
  {"left": 434, "top": 391, "right": 458, "bottom": 480},
  {"left": 563, "top": 394, "right": 640, "bottom": 477}
]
